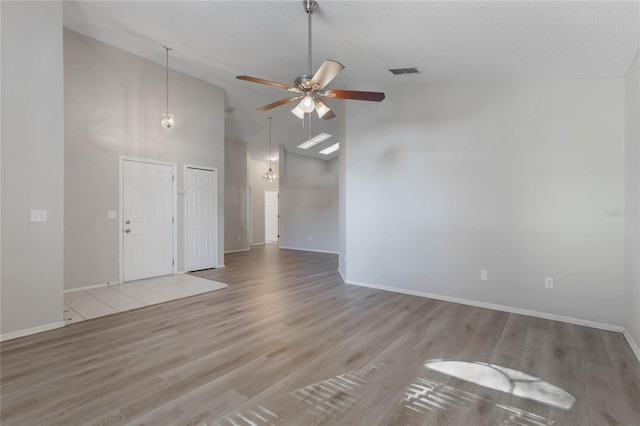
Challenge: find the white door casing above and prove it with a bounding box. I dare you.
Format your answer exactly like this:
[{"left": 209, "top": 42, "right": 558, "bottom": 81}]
[
  {"left": 120, "top": 157, "right": 177, "bottom": 282},
  {"left": 185, "top": 166, "right": 218, "bottom": 271}
]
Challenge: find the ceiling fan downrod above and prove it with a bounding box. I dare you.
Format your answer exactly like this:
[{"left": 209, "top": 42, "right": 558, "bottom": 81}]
[{"left": 304, "top": 0, "right": 318, "bottom": 77}]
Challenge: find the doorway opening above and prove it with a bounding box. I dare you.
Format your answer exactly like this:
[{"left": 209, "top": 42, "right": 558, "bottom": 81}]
[{"left": 265, "top": 190, "right": 279, "bottom": 243}]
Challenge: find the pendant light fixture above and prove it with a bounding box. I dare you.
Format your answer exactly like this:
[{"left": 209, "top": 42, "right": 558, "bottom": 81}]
[
  {"left": 161, "top": 45, "right": 174, "bottom": 129},
  {"left": 262, "top": 117, "right": 278, "bottom": 183}
]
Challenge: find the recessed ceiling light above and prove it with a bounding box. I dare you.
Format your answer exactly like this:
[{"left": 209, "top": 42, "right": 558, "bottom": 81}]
[
  {"left": 267, "top": 155, "right": 279, "bottom": 162},
  {"left": 388, "top": 67, "right": 420, "bottom": 75},
  {"left": 319, "top": 143, "right": 339, "bottom": 155},
  {"left": 297, "top": 132, "right": 332, "bottom": 149}
]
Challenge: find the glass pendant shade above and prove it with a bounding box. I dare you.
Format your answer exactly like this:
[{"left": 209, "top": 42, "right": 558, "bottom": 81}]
[
  {"left": 315, "top": 100, "right": 331, "bottom": 118},
  {"left": 291, "top": 104, "right": 305, "bottom": 119},
  {"left": 299, "top": 94, "right": 315, "bottom": 113},
  {"left": 262, "top": 168, "right": 278, "bottom": 183},
  {"left": 161, "top": 113, "right": 174, "bottom": 129}
]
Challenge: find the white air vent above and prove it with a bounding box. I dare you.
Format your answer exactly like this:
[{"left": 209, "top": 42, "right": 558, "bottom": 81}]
[{"left": 389, "top": 67, "right": 420, "bottom": 75}]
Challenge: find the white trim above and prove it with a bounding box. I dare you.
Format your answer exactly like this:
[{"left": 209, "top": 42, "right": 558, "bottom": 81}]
[
  {"left": 279, "top": 246, "right": 339, "bottom": 255},
  {"left": 119, "top": 156, "right": 178, "bottom": 283},
  {"left": 345, "top": 279, "right": 625, "bottom": 333},
  {"left": 251, "top": 242, "right": 265, "bottom": 246},
  {"left": 623, "top": 329, "right": 640, "bottom": 363},
  {"left": 225, "top": 248, "right": 250, "bottom": 254},
  {"left": 1, "top": 321, "right": 65, "bottom": 341},
  {"left": 64, "top": 281, "right": 118, "bottom": 293},
  {"left": 338, "top": 268, "right": 346, "bottom": 283},
  {"left": 216, "top": 264, "right": 226, "bottom": 268}
]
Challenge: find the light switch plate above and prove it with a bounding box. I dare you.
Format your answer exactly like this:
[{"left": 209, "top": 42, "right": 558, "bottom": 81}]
[
  {"left": 30, "top": 210, "right": 47, "bottom": 222},
  {"left": 107, "top": 210, "right": 117, "bottom": 219},
  {"left": 480, "top": 270, "right": 488, "bottom": 281}
]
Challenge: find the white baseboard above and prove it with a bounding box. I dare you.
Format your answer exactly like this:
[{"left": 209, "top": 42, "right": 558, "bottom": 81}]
[
  {"left": 338, "top": 268, "right": 346, "bottom": 283},
  {"left": 64, "top": 281, "right": 120, "bottom": 293},
  {"left": 1, "top": 321, "right": 65, "bottom": 342},
  {"left": 251, "top": 242, "right": 265, "bottom": 246},
  {"left": 224, "top": 248, "right": 250, "bottom": 254},
  {"left": 279, "top": 246, "right": 339, "bottom": 255},
  {"left": 216, "top": 264, "right": 225, "bottom": 268},
  {"left": 623, "top": 329, "right": 640, "bottom": 363},
  {"left": 345, "top": 279, "right": 625, "bottom": 333}
]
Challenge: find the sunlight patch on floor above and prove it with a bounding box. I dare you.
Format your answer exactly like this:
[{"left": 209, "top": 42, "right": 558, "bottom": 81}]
[{"left": 424, "top": 360, "right": 575, "bottom": 410}]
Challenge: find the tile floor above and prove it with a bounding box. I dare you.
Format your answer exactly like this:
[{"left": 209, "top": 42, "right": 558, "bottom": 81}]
[{"left": 64, "top": 274, "right": 227, "bottom": 324}]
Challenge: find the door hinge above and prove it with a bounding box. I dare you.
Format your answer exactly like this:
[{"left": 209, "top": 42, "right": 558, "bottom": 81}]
[
  {"left": 172, "top": 259, "right": 175, "bottom": 266},
  {"left": 172, "top": 174, "right": 175, "bottom": 182},
  {"left": 172, "top": 217, "right": 175, "bottom": 224}
]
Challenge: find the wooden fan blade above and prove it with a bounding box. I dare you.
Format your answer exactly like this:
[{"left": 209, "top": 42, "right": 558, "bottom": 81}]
[
  {"left": 309, "top": 60, "right": 345, "bottom": 90},
  {"left": 322, "top": 89, "right": 385, "bottom": 102},
  {"left": 256, "top": 96, "right": 301, "bottom": 112},
  {"left": 236, "top": 75, "right": 299, "bottom": 92}
]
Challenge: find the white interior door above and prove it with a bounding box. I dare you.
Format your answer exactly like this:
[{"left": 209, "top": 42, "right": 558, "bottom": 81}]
[
  {"left": 186, "top": 167, "right": 217, "bottom": 271},
  {"left": 122, "top": 160, "right": 174, "bottom": 282},
  {"left": 265, "top": 190, "right": 279, "bottom": 243}
]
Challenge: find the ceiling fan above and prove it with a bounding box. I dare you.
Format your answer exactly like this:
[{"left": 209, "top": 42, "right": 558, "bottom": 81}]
[{"left": 236, "top": 0, "right": 385, "bottom": 120}]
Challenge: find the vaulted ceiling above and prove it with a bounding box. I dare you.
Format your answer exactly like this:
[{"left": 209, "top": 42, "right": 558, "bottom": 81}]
[{"left": 63, "top": 1, "right": 639, "bottom": 161}]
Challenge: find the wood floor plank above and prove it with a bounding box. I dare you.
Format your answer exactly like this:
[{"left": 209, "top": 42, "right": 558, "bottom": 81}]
[{"left": 1, "top": 244, "right": 639, "bottom": 425}]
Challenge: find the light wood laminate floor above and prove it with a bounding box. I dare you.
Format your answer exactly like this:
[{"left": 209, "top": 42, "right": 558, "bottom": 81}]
[{"left": 1, "top": 244, "right": 639, "bottom": 425}]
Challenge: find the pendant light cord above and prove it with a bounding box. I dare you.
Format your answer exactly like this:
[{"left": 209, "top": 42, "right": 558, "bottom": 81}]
[
  {"left": 164, "top": 46, "right": 171, "bottom": 114},
  {"left": 268, "top": 117, "right": 273, "bottom": 170}
]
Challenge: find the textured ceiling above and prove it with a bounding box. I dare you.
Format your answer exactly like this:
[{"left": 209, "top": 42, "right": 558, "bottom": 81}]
[{"left": 63, "top": 0, "right": 640, "bottom": 161}]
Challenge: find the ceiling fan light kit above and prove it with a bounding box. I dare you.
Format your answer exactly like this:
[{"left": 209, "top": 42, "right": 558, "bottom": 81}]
[{"left": 236, "top": 0, "right": 385, "bottom": 121}]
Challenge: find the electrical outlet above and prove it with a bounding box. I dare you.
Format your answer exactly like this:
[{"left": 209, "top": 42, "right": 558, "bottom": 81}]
[
  {"left": 545, "top": 277, "right": 554, "bottom": 289},
  {"left": 480, "top": 270, "right": 488, "bottom": 281},
  {"left": 107, "top": 210, "right": 117, "bottom": 219},
  {"left": 30, "top": 210, "right": 47, "bottom": 222}
]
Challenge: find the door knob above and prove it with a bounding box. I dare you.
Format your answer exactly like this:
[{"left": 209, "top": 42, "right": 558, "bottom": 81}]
[
  {"left": 125, "top": 228, "right": 131, "bottom": 233},
  {"left": 125, "top": 220, "right": 130, "bottom": 224}
]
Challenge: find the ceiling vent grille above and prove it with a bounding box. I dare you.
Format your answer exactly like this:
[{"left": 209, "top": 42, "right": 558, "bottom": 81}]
[{"left": 389, "top": 67, "right": 420, "bottom": 75}]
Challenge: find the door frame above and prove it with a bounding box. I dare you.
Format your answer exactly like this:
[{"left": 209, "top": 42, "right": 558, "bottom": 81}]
[
  {"left": 119, "top": 156, "right": 178, "bottom": 283},
  {"left": 183, "top": 164, "right": 219, "bottom": 271}
]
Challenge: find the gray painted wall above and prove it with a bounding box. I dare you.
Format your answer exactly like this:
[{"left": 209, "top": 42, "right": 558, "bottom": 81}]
[
  {"left": 625, "top": 50, "right": 640, "bottom": 345},
  {"left": 279, "top": 152, "right": 339, "bottom": 253},
  {"left": 1, "top": 2, "right": 65, "bottom": 336},
  {"left": 64, "top": 30, "right": 225, "bottom": 289},
  {"left": 345, "top": 79, "right": 626, "bottom": 326},
  {"left": 225, "top": 138, "right": 249, "bottom": 252},
  {"left": 285, "top": 152, "right": 330, "bottom": 177}
]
